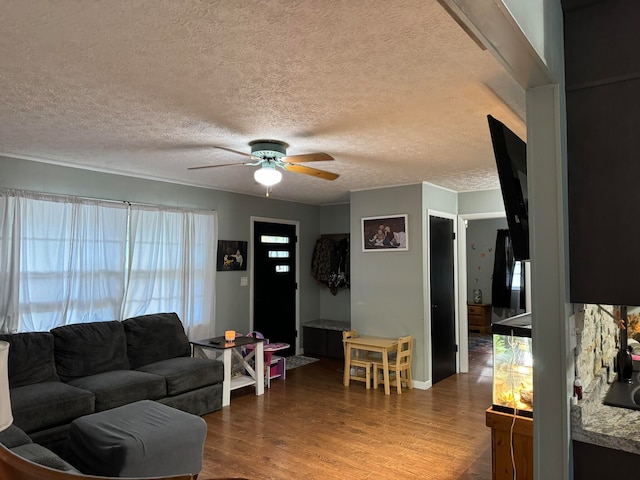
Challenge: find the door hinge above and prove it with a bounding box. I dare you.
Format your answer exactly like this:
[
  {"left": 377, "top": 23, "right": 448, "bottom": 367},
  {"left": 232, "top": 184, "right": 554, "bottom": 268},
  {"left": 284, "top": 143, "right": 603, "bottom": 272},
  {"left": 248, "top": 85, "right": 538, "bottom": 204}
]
[
  {"left": 295, "top": 330, "right": 298, "bottom": 338},
  {"left": 295, "top": 282, "right": 298, "bottom": 290},
  {"left": 294, "top": 235, "right": 298, "bottom": 243},
  {"left": 452, "top": 232, "right": 456, "bottom": 240},
  {"left": 455, "top": 344, "right": 459, "bottom": 352}
]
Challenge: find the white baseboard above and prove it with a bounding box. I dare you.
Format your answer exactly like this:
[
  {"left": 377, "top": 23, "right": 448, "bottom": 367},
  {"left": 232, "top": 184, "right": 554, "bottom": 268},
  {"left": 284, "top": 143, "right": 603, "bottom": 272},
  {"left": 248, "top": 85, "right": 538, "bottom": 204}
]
[{"left": 412, "top": 380, "right": 431, "bottom": 390}]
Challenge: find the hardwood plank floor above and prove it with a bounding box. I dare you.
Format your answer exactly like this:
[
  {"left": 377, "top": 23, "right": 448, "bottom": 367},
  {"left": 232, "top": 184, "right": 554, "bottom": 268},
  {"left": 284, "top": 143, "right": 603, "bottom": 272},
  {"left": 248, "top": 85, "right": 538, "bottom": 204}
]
[{"left": 201, "top": 345, "right": 493, "bottom": 480}]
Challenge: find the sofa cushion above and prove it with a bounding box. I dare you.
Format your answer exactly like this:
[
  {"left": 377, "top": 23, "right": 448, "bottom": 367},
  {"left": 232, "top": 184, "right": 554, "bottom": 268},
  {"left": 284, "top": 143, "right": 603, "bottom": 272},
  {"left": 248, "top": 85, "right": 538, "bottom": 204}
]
[
  {"left": 10, "top": 381, "right": 95, "bottom": 434},
  {"left": 0, "top": 424, "right": 32, "bottom": 449},
  {"left": 67, "top": 370, "right": 166, "bottom": 411},
  {"left": 51, "top": 320, "right": 130, "bottom": 382},
  {"left": 136, "top": 357, "right": 224, "bottom": 396},
  {"left": 0, "top": 332, "right": 59, "bottom": 388},
  {"left": 157, "top": 383, "right": 223, "bottom": 417},
  {"left": 11, "top": 443, "right": 80, "bottom": 472},
  {"left": 123, "top": 312, "right": 191, "bottom": 369}
]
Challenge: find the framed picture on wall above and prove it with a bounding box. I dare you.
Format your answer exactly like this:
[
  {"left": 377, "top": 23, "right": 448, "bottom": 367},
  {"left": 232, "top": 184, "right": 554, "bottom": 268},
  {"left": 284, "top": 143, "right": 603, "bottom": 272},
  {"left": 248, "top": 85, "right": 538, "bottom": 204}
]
[
  {"left": 361, "top": 214, "right": 409, "bottom": 251},
  {"left": 217, "top": 240, "right": 248, "bottom": 271}
]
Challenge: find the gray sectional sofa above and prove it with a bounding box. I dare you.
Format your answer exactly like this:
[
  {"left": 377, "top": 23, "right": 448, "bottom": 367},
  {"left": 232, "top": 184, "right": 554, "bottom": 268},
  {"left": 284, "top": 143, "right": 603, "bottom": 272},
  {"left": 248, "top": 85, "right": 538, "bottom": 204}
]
[{"left": 0, "top": 312, "right": 223, "bottom": 458}]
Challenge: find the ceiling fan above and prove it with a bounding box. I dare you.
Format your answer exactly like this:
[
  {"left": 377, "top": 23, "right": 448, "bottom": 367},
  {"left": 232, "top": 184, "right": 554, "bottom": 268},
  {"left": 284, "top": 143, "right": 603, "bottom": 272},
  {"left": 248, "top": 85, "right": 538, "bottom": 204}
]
[{"left": 187, "top": 140, "right": 339, "bottom": 191}]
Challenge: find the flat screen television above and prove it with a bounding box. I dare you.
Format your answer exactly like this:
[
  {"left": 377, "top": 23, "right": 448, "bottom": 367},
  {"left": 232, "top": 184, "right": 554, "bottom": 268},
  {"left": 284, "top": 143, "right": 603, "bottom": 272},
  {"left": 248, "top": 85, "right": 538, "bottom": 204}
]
[{"left": 487, "top": 114, "right": 529, "bottom": 261}]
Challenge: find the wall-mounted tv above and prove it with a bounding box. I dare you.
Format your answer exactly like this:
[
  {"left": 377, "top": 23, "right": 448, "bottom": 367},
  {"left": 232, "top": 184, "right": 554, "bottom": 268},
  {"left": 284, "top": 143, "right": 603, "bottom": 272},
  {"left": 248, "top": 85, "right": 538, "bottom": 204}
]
[{"left": 487, "top": 114, "right": 529, "bottom": 261}]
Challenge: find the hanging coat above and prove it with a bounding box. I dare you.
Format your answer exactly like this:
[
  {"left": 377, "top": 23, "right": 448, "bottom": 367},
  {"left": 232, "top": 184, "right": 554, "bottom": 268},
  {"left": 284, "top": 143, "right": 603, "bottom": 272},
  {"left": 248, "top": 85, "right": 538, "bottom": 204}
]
[{"left": 311, "top": 237, "right": 335, "bottom": 284}]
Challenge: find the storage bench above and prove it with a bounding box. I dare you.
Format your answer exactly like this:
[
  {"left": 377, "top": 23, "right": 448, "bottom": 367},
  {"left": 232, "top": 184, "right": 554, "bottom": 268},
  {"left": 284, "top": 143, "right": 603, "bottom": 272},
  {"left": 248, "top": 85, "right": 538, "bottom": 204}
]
[{"left": 302, "top": 319, "right": 351, "bottom": 359}]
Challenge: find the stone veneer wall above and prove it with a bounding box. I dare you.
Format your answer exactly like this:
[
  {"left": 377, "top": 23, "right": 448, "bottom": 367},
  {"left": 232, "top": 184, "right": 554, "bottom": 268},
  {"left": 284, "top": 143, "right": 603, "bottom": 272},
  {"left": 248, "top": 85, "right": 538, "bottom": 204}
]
[{"left": 574, "top": 304, "right": 618, "bottom": 388}]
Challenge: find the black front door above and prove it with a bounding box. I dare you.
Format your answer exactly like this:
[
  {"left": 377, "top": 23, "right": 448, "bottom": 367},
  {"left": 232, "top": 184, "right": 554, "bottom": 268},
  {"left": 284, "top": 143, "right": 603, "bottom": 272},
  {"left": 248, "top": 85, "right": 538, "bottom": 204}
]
[
  {"left": 430, "top": 215, "right": 456, "bottom": 384},
  {"left": 253, "top": 221, "right": 297, "bottom": 356}
]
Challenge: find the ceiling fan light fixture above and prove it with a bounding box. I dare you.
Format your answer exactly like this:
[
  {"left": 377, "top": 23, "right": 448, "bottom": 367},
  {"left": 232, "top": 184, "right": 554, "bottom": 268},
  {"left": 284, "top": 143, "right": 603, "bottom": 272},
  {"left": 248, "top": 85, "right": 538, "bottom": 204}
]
[{"left": 254, "top": 163, "right": 282, "bottom": 186}]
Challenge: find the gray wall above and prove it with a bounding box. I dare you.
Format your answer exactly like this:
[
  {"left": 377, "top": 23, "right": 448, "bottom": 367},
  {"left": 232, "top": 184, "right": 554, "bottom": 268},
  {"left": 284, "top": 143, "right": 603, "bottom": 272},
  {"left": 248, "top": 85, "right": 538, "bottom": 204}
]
[
  {"left": 349, "top": 182, "right": 459, "bottom": 385},
  {"left": 351, "top": 183, "right": 428, "bottom": 384},
  {"left": 318, "top": 204, "right": 351, "bottom": 323},
  {"left": 458, "top": 189, "right": 505, "bottom": 215},
  {"left": 0, "top": 156, "right": 325, "bottom": 343},
  {"left": 423, "top": 182, "right": 458, "bottom": 214}
]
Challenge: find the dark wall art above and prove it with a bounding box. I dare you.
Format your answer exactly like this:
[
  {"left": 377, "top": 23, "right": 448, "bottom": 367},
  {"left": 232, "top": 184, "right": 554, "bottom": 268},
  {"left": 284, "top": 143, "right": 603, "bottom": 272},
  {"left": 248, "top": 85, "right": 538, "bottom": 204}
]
[
  {"left": 217, "top": 240, "right": 248, "bottom": 271},
  {"left": 361, "top": 214, "right": 409, "bottom": 251}
]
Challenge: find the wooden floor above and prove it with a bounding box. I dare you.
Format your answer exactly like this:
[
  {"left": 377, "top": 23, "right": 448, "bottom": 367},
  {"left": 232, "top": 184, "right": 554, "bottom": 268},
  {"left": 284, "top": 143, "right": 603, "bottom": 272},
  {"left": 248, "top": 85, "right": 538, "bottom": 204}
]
[{"left": 200, "top": 345, "right": 493, "bottom": 480}]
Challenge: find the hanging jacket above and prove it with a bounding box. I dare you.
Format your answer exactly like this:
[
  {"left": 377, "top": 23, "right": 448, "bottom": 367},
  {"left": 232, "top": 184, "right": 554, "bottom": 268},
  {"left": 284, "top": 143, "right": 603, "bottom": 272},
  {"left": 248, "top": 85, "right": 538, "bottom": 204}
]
[{"left": 311, "top": 237, "right": 335, "bottom": 284}]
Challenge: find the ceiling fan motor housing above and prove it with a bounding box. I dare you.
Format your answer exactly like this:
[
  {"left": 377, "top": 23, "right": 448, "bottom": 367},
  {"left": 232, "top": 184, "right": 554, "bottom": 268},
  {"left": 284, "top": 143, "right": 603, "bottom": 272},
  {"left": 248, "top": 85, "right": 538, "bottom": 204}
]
[{"left": 249, "top": 140, "right": 288, "bottom": 159}]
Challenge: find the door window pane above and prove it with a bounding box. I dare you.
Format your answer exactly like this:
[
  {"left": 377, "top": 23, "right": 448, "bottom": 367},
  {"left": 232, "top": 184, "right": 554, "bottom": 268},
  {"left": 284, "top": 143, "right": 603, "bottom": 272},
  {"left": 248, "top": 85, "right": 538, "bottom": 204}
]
[
  {"left": 261, "top": 235, "right": 289, "bottom": 244},
  {"left": 268, "top": 251, "right": 290, "bottom": 258},
  {"left": 275, "top": 265, "right": 290, "bottom": 273}
]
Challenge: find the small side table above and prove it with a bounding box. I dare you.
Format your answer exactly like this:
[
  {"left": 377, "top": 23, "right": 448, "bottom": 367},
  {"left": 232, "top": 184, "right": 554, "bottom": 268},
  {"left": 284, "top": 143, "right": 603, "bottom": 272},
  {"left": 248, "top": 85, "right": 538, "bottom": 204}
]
[
  {"left": 245, "top": 342, "right": 290, "bottom": 388},
  {"left": 191, "top": 336, "right": 264, "bottom": 407}
]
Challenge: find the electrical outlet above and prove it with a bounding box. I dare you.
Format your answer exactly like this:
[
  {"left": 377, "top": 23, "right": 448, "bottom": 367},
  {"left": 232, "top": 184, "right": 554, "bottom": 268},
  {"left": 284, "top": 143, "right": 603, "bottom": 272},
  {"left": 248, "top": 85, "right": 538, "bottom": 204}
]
[{"left": 240, "top": 276, "right": 248, "bottom": 287}]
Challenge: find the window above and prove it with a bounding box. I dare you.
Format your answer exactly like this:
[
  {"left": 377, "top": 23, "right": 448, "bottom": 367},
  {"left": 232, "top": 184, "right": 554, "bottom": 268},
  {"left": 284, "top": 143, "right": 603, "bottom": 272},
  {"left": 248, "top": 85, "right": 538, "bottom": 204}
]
[
  {"left": 16, "top": 195, "right": 129, "bottom": 332},
  {"left": 268, "top": 251, "right": 289, "bottom": 258},
  {"left": 0, "top": 190, "right": 217, "bottom": 337},
  {"left": 512, "top": 261, "right": 523, "bottom": 291},
  {"left": 275, "top": 265, "right": 290, "bottom": 273}
]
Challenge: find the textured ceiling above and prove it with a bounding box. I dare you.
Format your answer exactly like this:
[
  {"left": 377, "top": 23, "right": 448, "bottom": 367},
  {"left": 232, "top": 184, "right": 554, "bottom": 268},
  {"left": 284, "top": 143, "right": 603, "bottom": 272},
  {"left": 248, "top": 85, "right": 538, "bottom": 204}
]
[{"left": 0, "top": 0, "right": 525, "bottom": 205}]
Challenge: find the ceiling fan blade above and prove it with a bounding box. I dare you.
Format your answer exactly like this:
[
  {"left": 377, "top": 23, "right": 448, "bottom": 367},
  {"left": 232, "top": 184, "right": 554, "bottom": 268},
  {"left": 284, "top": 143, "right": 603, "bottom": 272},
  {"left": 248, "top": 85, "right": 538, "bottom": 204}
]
[
  {"left": 214, "top": 146, "right": 256, "bottom": 158},
  {"left": 284, "top": 163, "right": 339, "bottom": 181},
  {"left": 282, "top": 152, "right": 334, "bottom": 163},
  {"left": 187, "top": 162, "right": 251, "bottom": 171}
]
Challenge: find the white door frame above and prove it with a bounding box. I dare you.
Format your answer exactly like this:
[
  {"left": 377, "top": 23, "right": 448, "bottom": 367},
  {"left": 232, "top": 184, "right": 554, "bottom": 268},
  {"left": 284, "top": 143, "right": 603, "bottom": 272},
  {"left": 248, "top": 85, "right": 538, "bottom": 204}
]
[
  {"left": 250, "top": 216, "right": 301, "bottom": 354},
  {"left": 426, "top": 209, "right": 458, "bottom": 381},
  {"left": 456, "top": 212, "right": 505, "bottom": 373}
]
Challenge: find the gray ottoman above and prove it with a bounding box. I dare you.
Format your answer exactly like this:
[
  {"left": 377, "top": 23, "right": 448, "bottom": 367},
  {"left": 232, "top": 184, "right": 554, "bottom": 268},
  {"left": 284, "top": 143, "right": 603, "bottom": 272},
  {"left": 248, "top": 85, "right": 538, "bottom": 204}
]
[{"left": 68, "top": 400, "right": 206, "bottom": 477}]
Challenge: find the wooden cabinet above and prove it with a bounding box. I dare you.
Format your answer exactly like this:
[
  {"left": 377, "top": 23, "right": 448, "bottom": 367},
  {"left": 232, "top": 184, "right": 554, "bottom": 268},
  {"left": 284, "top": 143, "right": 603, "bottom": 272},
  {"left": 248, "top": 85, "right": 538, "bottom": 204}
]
[
  {"left": 563, "top": 1, "right": 640, "bottom": 304},
  {"left": 486, "top": 408, "right": 533, "bottom": 480},
  {"left": 573, "top": 440, "right": 640, "bottom": 479},
  {"left": 468, "top": 303, "right": 491, "bottom": 334}
]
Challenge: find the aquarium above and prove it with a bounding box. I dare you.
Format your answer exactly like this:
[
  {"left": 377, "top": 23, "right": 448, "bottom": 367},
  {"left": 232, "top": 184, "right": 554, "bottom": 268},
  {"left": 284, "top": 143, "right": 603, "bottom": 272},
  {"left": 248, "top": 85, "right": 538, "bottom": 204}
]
[{"left": 492, "top": 313, "right": 533, "bottom": 417}]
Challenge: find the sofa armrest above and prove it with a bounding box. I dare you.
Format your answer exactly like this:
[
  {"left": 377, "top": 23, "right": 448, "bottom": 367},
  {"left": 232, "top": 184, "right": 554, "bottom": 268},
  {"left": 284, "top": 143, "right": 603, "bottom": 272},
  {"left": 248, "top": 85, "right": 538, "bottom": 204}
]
[{"left": 0, "top": 425, "right": 32, "bottom": 449}]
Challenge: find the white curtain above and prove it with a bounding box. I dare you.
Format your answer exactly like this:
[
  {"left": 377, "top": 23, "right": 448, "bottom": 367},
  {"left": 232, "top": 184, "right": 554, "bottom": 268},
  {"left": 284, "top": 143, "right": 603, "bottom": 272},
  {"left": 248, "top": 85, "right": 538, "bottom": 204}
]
[
  {"left": 0, "top": 190, "right": 21, "bottom": 333},
  {"left": 122, "top": 205, "right": 216, "bottom": 339},
  {"left": 0, "top": 189, "right": 216, "bottom": 337}
]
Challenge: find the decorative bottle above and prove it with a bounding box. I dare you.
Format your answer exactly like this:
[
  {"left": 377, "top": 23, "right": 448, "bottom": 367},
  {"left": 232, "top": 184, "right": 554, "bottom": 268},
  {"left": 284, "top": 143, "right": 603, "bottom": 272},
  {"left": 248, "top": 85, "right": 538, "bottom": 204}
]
[{"left": 473, "top": 288, "right": 482, "bottom": 304}]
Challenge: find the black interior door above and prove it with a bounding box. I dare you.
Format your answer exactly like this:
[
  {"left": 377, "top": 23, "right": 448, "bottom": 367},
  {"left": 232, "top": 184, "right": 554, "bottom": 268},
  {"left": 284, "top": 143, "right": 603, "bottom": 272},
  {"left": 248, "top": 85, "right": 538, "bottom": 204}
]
[
  {"left": 430, "top": 215, "right": 456, "bottom": 384},
  {"left": 253, "top": 221, "right": 296, "bottom": 356}
]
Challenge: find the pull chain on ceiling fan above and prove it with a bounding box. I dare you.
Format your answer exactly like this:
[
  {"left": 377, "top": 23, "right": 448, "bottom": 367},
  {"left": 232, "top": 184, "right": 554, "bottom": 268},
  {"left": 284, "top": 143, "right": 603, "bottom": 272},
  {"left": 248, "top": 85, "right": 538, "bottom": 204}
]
[{"left": 188, "top": 140, "right": 339, "bottom": 194}]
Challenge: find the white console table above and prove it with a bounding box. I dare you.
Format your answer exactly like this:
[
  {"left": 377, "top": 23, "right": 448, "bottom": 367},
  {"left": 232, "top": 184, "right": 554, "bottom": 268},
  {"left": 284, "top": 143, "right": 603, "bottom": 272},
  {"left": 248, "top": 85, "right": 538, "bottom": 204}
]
[{"left": 191, "top": 336, "right": 264, "bottom": 407}]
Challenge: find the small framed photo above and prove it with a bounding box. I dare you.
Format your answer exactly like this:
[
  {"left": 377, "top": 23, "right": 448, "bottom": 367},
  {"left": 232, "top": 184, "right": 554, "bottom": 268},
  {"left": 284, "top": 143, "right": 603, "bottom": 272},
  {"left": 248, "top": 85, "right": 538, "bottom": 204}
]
[
  {"left": 217, "top": 240, "right": 248, "bottom": 271},
  {"left": 361, "top": 214, "right": 409, "bottom": 252}
]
